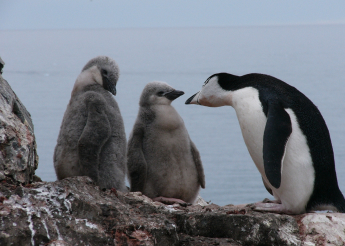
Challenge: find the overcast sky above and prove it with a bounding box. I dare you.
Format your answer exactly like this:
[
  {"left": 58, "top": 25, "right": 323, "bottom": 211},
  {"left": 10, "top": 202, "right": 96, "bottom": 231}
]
[{"left": 1, "top": 0, "right": 345, "bottom": 30}]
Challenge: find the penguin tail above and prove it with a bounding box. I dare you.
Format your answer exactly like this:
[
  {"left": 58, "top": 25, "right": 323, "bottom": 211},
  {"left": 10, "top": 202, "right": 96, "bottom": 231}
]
[
  {"left": 335, "top": 195, "right": 345, "bottom": 213},
  {"left": 308, "top": 188, "right": 345, "bottom": 213}
]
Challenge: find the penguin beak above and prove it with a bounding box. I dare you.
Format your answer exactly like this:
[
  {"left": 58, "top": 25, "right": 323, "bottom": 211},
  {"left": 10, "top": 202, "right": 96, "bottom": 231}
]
[
  {"left": 164, "top": 90, "right": 185, "bottom": 101},
  {"left": 109, "top": 85, "right": 117, "bottom": 96},
  {"left": 185, "top": 92, "right": 200, "bottom": 105},
  {"left": 106, "top": 83, "right": 116, "bottom": 96},
  {"left": 102, "top": 75, "right": 117, "bottom": 96}
]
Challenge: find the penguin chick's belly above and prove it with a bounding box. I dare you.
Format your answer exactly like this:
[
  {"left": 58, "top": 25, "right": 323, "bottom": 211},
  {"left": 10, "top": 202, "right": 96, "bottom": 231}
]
[
  {"left": 143, "top": 132, "right": 200, "bottom": 203},
  {"left": 233, "top": 88, "right": 315, "bottom": 213},
  {"left": 54, "top": 146, "right": 80, "bottom": 179},
  {"left": 145, "top": 168, "right": 200, "bottom": 203}
]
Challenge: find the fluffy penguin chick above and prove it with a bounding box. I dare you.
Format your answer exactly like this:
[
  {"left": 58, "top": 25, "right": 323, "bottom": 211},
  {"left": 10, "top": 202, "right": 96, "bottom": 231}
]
[
  {"left": 186, "top": 73, "right": 345, "bottom": 214},
  {"left": 54, "top": 56, "right": 127, "bottom": 192},
  {"left": 127, "top": 81, "right": 205, "bottom": 204}
]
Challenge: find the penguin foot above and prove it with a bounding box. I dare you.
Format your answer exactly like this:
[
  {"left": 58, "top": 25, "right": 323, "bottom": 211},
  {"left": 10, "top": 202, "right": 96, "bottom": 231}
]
[
  {"left": 261, "top": 198, "right": 281, "bottom": 204},
  {"left": 153, "top": 196, "right": 190, "bottom": 206},
  {"left": 253, "top": 202, "right": 293, "bottom": 214}
]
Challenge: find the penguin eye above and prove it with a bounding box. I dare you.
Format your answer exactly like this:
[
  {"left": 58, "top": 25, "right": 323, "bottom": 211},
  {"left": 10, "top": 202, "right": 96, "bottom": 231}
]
[
  {"left": 157, "top": 91, "right": 164, "bottom": 97},
  {"left": 101, "top": 69, "right": 108, "bottom": 76},
  {"left": 203, "top": 78, "right": 211, "bottom": 86}
]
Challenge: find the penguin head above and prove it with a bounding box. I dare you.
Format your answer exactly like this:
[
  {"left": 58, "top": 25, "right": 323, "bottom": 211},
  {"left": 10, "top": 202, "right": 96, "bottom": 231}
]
[
  {"left": 185, "top": 73, "right": 239, "bottom": 107},
  {"left": 140, "top": 81, "right": 184, "bottom": 106},
  {"left": 72, "top": 56, "right": 119, "bottom": 96}
]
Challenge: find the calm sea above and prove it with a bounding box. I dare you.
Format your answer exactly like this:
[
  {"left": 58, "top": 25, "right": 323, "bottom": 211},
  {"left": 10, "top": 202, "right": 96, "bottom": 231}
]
[{"left": 0, "top": 25, "right": 344, "bottom": 206}]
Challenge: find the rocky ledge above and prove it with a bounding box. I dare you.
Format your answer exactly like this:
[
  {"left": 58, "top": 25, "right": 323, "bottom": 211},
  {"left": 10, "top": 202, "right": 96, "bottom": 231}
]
[{"left": 0, "top": 176, "right": 344, "bottom": 246}]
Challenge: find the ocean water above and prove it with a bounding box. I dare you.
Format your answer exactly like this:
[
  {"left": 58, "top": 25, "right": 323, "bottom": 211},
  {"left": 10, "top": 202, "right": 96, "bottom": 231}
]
[{"left": 0, "top": 25, "right": 344, "bottom": 206}]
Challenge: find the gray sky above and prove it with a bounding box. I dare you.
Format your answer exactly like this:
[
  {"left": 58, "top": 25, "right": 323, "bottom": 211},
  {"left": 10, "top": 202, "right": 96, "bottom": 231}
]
[{"left": 1, "top": 0, "right": 345, "bottom": 30}]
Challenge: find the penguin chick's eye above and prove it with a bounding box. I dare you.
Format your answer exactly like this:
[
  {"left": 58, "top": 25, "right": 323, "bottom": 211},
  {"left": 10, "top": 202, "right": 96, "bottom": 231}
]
[
  {"left": 157, "top": 91, "right": 165, "bottom": 97},
  {"left": 101, "top": 69, "right": 108, "bottom": 77}
]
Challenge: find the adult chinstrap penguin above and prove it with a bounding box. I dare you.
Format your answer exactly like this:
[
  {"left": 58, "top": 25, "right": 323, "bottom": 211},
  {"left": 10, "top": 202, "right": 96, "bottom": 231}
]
[
  {"left": 186, "top": 72, "right": 345, "bottom": 214},
  {"left": 54, "top": 56, "right": 127, "bottom": 192},
  {"left": 127, "top": 81, "right": 205, "bottom": 204}
]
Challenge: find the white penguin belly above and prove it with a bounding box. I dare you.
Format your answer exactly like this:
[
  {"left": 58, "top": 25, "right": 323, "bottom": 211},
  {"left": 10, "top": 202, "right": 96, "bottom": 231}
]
[
  {"left": 277, "top": 109, "right": 315, "bottom": 213},
  {"left": 232, "top": 88, "right": 315, "bottom": 213}
]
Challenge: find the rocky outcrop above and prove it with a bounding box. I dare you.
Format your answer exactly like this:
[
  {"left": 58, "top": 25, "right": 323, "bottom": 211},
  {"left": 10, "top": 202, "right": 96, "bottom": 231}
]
[
  {"left": 1, "top": 56, "right": 344, "bottom": 246},
  {"left": 1, "top": 176, "right": 345, "bottom": 246},
  {"left": 0, "top": 59, "right": 39, "bottom": 185}
]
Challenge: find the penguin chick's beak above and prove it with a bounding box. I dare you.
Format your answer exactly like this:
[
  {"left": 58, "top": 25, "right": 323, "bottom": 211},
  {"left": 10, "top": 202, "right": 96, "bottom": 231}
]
[
  {"left": 109, "top": 85, "right": 117, "bottom": 96},
  {"left": 164, "top": 90, "right": 184, "bottom": 101},
  {"left": 185, "top": 92, "right": 200, "bottom": 105},
  {"left": 102, "top": 75, "right": 117, "bottom": 96}
]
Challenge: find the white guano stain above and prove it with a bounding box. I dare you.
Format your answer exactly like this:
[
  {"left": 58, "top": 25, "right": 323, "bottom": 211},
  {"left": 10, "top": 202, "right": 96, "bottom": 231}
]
[
  {"left": 3, "top": 185, "right": 75, "bottom": 243},
  {"left": 75, "top": 218, "right": 99, "bottom": 230}
]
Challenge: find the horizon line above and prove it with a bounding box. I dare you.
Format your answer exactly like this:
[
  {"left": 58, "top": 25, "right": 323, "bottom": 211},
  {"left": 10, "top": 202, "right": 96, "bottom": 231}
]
[{"left": 1, "top": 22, "right": 344, "bottom": 32}]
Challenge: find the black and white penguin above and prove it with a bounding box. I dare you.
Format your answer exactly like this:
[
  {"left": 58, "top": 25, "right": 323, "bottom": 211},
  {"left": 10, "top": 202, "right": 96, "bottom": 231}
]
[
  {"left": 127, "top": 81, "right": 205, "bottom": 204},
  {"left": 186, "top": 72, "right": 345, "bottom": 214},
  {"left": 54, "top": 56, "right": 127, "bottom": 192}
]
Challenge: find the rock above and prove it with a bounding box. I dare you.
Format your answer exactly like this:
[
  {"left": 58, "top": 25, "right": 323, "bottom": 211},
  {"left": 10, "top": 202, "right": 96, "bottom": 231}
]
[
  {"left": 174, "top": 205, "right": 301, "bottom": 245},
  {"left": 0, "top": 59, "right": 39, "bottom": 185},
  {"left": 0, "top": 56, "right": 4, "bottom": 74},
  {"left": 295, "top": 212, "right": 345, "bottom": 246},
  {"left": 0, "top": 176, "right": 178, "bottom": 246},
  {"left": 0, "top": 176, "right": 344, "bottom": 246}
]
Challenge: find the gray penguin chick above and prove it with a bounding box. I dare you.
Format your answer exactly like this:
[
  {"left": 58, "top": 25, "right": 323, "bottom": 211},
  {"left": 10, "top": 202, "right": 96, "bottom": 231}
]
[
  {"left": 54, "top": 56, "right": 127, "bottom": 192},
  {"left": 127, "top": 81, "right": 205, "bottom": 204}
]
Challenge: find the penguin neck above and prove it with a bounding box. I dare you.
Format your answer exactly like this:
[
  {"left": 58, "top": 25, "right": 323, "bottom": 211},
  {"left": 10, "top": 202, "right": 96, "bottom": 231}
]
[
  {"left": 151, "top": 104, "right": 183, "bottom": 130},
  {"left": 198, "top": 88, "right": 233, "bottom": 107},
  {"left": 230, "top": 87, "right": 260, "bottom": 110},
  {"left": 221, "top": 92, "right": 233, "bottom": 106}
]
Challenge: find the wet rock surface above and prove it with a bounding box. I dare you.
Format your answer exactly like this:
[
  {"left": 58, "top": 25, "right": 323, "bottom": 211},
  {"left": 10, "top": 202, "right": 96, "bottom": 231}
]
[
  {"left": 0, "top": 65, "right": 39, "bottom": 185},
  {"left": 0, "top": 176, "right": 343, "bottom": 246}
]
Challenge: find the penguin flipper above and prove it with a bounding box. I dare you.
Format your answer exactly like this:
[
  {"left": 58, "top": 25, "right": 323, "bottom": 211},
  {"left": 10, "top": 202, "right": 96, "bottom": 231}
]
[
  {"left": 263, "top": 103, "right": 292, "bottom": 189},
  {"left": 78, "top": 94, "right": 111, "bottom": 184},
  {"left": 127, "top": 124, "right": 147, "bottom": 192},
  {"left": 190, "top": 140, "right": 205, "bottom": 189}
]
